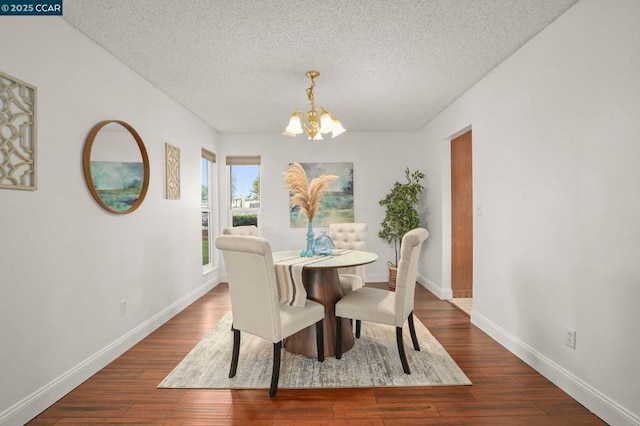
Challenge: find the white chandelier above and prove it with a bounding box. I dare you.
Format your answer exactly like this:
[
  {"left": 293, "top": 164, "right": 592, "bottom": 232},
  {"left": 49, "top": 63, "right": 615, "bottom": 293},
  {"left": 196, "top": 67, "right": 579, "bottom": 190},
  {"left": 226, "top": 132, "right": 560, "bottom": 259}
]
[{"left": 282, "top": 71, "right": 346, "bottom": 140}]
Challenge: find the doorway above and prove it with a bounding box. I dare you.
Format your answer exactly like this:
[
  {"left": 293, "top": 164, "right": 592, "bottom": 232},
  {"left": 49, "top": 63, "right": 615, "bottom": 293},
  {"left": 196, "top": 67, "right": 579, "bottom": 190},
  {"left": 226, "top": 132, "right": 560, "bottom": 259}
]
[{"left": 451, "top": 130, "right": 473, "bottom": 312}]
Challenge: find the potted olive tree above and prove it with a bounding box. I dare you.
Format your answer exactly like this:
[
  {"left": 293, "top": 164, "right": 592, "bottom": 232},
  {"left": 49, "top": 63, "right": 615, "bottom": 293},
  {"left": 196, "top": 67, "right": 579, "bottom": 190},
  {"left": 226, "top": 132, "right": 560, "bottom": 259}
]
[{"left": 378, "top": 168, "right": 425, "bottom": 290}]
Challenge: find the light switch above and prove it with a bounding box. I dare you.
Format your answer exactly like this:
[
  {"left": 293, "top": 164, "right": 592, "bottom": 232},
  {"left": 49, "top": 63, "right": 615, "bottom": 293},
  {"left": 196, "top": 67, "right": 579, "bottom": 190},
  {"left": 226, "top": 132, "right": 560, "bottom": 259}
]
[{"left": 475, "top": 204, "right": 482, "bottom": 216}]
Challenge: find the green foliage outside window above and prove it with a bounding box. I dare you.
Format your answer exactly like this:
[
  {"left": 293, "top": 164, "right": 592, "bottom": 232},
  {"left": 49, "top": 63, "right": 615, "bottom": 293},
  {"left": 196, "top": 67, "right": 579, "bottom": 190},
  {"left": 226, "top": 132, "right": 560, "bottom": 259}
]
[
  {"left": 250, "top": 175, "right": 260, "bottom": 199},
  {"left": 202, "top": 240, "right": 209, "bottom": 265},
  {"left": 233, "top": 213, "right": 258, "bottom": 227}
]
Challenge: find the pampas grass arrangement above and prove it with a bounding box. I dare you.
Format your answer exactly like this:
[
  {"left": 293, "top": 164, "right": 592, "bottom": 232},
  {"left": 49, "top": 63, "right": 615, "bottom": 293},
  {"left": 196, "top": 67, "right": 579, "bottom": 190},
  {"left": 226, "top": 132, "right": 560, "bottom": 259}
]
[{"left": 284, "top": 162, "right": 338, "bottom": 222}]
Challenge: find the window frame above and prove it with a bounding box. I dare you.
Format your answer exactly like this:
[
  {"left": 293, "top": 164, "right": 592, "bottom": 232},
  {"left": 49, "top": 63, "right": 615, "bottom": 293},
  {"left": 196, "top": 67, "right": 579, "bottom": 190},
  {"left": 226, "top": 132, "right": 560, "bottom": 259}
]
[
  {"left": 201, "top": 149, "right": 217, "bottom": 272},
  {"left": 226, "top": 156, "right": 260, "bottom": 228}
]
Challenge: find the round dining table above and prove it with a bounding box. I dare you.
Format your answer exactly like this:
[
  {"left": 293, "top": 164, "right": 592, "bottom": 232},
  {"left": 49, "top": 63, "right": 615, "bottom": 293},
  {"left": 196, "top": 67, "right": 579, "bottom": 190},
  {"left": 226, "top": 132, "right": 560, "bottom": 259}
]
[{"left": 272, "top": 249, "right": 378, "bottom": 358}]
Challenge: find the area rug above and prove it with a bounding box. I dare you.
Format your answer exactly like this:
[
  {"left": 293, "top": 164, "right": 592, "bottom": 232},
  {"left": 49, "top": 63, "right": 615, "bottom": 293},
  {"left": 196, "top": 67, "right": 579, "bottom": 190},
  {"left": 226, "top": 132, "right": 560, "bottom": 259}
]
[{"left": 158, "top": 312, "right": 471, "bottom": 389}]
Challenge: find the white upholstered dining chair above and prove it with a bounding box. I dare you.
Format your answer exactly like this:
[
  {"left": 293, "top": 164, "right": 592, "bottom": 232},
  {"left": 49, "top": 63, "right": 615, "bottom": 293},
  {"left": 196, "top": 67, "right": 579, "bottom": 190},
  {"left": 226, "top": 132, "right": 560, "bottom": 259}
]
[
  {"left": 215, "top": 235, "right": 325, "bottom": 397},
  {"left": 221, "top": 225, "right": 259, "bottom": 331},
  {"left": 334, "top": 228, "right": 429, "bottom": 374},
  {"left": 222, "top": 225, "right": 259, "bottom": 236},
  {"left": 328, "top": 223, "right": 368, "bottom": 294}
]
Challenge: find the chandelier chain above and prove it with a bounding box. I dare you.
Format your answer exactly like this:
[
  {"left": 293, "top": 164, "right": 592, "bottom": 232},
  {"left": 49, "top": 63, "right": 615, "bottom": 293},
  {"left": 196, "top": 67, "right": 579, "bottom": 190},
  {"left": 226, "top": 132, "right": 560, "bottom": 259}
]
[{"left": 306, "top": 75, "right": 316, "bottom": 110}]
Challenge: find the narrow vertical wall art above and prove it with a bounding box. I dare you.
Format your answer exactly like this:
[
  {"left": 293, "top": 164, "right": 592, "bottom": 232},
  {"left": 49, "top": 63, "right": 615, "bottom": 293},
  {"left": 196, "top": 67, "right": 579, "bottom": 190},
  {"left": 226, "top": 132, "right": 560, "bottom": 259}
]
[
  {"left": 0, "top": 71, "right": 37, "bottom": 190},
  {"left": 165, "top": 143, "right": 180, "bottom": 199}
]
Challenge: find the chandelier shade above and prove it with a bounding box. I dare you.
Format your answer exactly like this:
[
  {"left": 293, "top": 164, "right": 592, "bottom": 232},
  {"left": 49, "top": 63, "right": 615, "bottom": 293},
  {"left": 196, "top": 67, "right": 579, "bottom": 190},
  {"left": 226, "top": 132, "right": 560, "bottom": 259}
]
[{"left": 282, "top": 71, "right": 345, "bottom": 140}]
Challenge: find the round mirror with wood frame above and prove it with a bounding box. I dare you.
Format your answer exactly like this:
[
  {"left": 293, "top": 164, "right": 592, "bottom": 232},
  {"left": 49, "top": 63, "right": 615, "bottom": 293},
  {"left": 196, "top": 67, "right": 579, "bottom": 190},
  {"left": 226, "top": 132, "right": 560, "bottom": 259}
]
[{"left": 82, "top": 120, "right": 150, "bottom": 214}]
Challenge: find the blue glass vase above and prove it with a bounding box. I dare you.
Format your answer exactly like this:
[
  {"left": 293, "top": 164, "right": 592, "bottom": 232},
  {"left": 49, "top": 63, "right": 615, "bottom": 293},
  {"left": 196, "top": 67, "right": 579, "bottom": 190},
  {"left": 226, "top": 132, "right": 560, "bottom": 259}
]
[
  {"left": 303, "top": 221, "right": 314, "bottom": 257},
  {"left": 312, "top": 231, "right": 336, "bottom": 256}
]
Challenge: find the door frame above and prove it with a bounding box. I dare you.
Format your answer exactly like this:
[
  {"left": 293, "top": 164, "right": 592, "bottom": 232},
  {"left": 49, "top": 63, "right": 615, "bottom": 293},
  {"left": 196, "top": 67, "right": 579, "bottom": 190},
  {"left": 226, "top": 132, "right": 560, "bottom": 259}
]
[
  {"left": 451, "top": 129, "right": 473, "bottom": 298},
  {"left": 441, "top": 125, "right": 474, "bottom": 300}
]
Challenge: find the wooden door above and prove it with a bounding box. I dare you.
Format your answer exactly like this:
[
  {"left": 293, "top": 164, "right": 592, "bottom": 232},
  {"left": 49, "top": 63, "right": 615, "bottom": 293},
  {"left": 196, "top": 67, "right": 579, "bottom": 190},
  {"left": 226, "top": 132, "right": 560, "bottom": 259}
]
[{"left": 451, "top": 130, "right": 473, "bottom": 298}]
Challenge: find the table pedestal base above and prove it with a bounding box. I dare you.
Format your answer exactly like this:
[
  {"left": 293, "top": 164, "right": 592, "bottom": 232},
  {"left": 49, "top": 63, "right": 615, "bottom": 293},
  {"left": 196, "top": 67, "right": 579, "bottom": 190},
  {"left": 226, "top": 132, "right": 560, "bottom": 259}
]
[{"left": 283, "top": 268, "right": 355, "bottom": 358}]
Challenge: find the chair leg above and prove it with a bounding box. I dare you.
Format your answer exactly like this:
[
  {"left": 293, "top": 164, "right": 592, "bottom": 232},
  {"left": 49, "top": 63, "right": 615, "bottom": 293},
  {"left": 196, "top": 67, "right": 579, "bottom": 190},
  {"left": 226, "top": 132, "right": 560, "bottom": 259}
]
[
  {"left": 407, "top": 311, "right": 421, "bottom": 351},
  {"left": 335, "top": 316, "right": 343, "bottom": 359},
  {"left": 355, "top": 320, "right": 361, "bottom": 338},
  {"left": 229, "top": 329, "right": 240, "bottom": 378},
  {"left": 315, "top": 319, "right": 325, "bottom": 362},
  {"left": 269, "top": 342, "right": 282, "bottom": 397},
  {"left": 396, "top": 327, "right": 411, "bottom": 374}
]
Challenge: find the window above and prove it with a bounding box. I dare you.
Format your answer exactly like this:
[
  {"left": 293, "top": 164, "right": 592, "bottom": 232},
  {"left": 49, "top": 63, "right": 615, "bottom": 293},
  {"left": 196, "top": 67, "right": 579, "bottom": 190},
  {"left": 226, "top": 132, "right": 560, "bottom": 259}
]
[
  {"left": 226, "top": 156, "right": 260, "bottom": 227},
  {"left": 202, "top": 149, "right": 216, "bottom": 269}
]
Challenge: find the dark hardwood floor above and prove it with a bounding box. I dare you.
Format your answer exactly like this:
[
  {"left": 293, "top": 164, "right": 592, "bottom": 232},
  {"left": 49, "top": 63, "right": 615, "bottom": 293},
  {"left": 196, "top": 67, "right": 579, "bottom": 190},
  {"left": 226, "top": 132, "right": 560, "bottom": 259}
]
[{"left": 29, "top": 283, "right": 606, "bottom": 425}]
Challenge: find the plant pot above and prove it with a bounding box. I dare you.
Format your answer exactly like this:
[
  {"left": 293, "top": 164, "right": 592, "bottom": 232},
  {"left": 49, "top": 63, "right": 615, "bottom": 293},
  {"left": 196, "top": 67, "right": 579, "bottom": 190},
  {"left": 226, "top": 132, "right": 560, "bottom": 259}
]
[{"left": 388, "top": 261, "right": 397, "bottom": 291}]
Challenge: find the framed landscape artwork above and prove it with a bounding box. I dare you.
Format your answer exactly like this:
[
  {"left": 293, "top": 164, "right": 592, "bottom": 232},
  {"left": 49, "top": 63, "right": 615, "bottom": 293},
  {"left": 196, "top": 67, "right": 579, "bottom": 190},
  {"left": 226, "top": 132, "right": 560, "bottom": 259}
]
[
  {"left": 290, "top": 162, "right": 354, "bottom": 227},
  {"left": 89, "top": 161, "right": 145, "bottom": 212},
  {"left": 82, "top": 120, "right": 149, "bottom": 215}
]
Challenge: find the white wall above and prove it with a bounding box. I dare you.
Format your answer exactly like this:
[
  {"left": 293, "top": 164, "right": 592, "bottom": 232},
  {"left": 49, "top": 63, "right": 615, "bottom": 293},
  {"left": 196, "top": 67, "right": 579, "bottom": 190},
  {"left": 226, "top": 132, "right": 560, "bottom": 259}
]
[
  {"left": 0, "top": 18, "right": 219, "bottom": 425},
  {"left": 418, "top": 0, "right": 640, "bottom": 424},
  {"left": 216, "top": 132, "right": 423, "bottom": 282},
  {"left": 5, "top": 1, "right": 638, "bottom": 425}
]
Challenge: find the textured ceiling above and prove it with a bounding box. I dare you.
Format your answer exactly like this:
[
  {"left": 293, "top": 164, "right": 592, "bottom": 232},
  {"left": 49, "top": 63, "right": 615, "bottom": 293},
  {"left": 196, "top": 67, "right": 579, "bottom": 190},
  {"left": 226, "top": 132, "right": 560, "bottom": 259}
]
[{"left": 62, "top": 0, "right": 578, "bottom": 134}]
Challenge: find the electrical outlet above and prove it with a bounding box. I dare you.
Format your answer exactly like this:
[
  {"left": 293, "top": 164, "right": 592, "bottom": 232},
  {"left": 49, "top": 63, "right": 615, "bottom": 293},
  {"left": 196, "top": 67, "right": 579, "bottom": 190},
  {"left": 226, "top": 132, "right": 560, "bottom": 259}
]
[
  {"left": 120, "top": 299, "right": 127, "bottom": 315},
  {"left": 565, "top": 328, "right": 576, "bottom": 349}
]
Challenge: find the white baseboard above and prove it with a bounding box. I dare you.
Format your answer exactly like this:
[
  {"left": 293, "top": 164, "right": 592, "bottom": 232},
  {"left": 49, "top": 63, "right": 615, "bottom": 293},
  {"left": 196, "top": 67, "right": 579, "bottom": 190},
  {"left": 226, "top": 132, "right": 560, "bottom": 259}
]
[
  {"left": 417, "top": 273, "right": 452, "bottom": 300},
  {"left": 471, "top": 311, "right": 640, "bottom": 426},
  {"left": 0, "top": 279, "right": 220, "bottom": 426}
]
